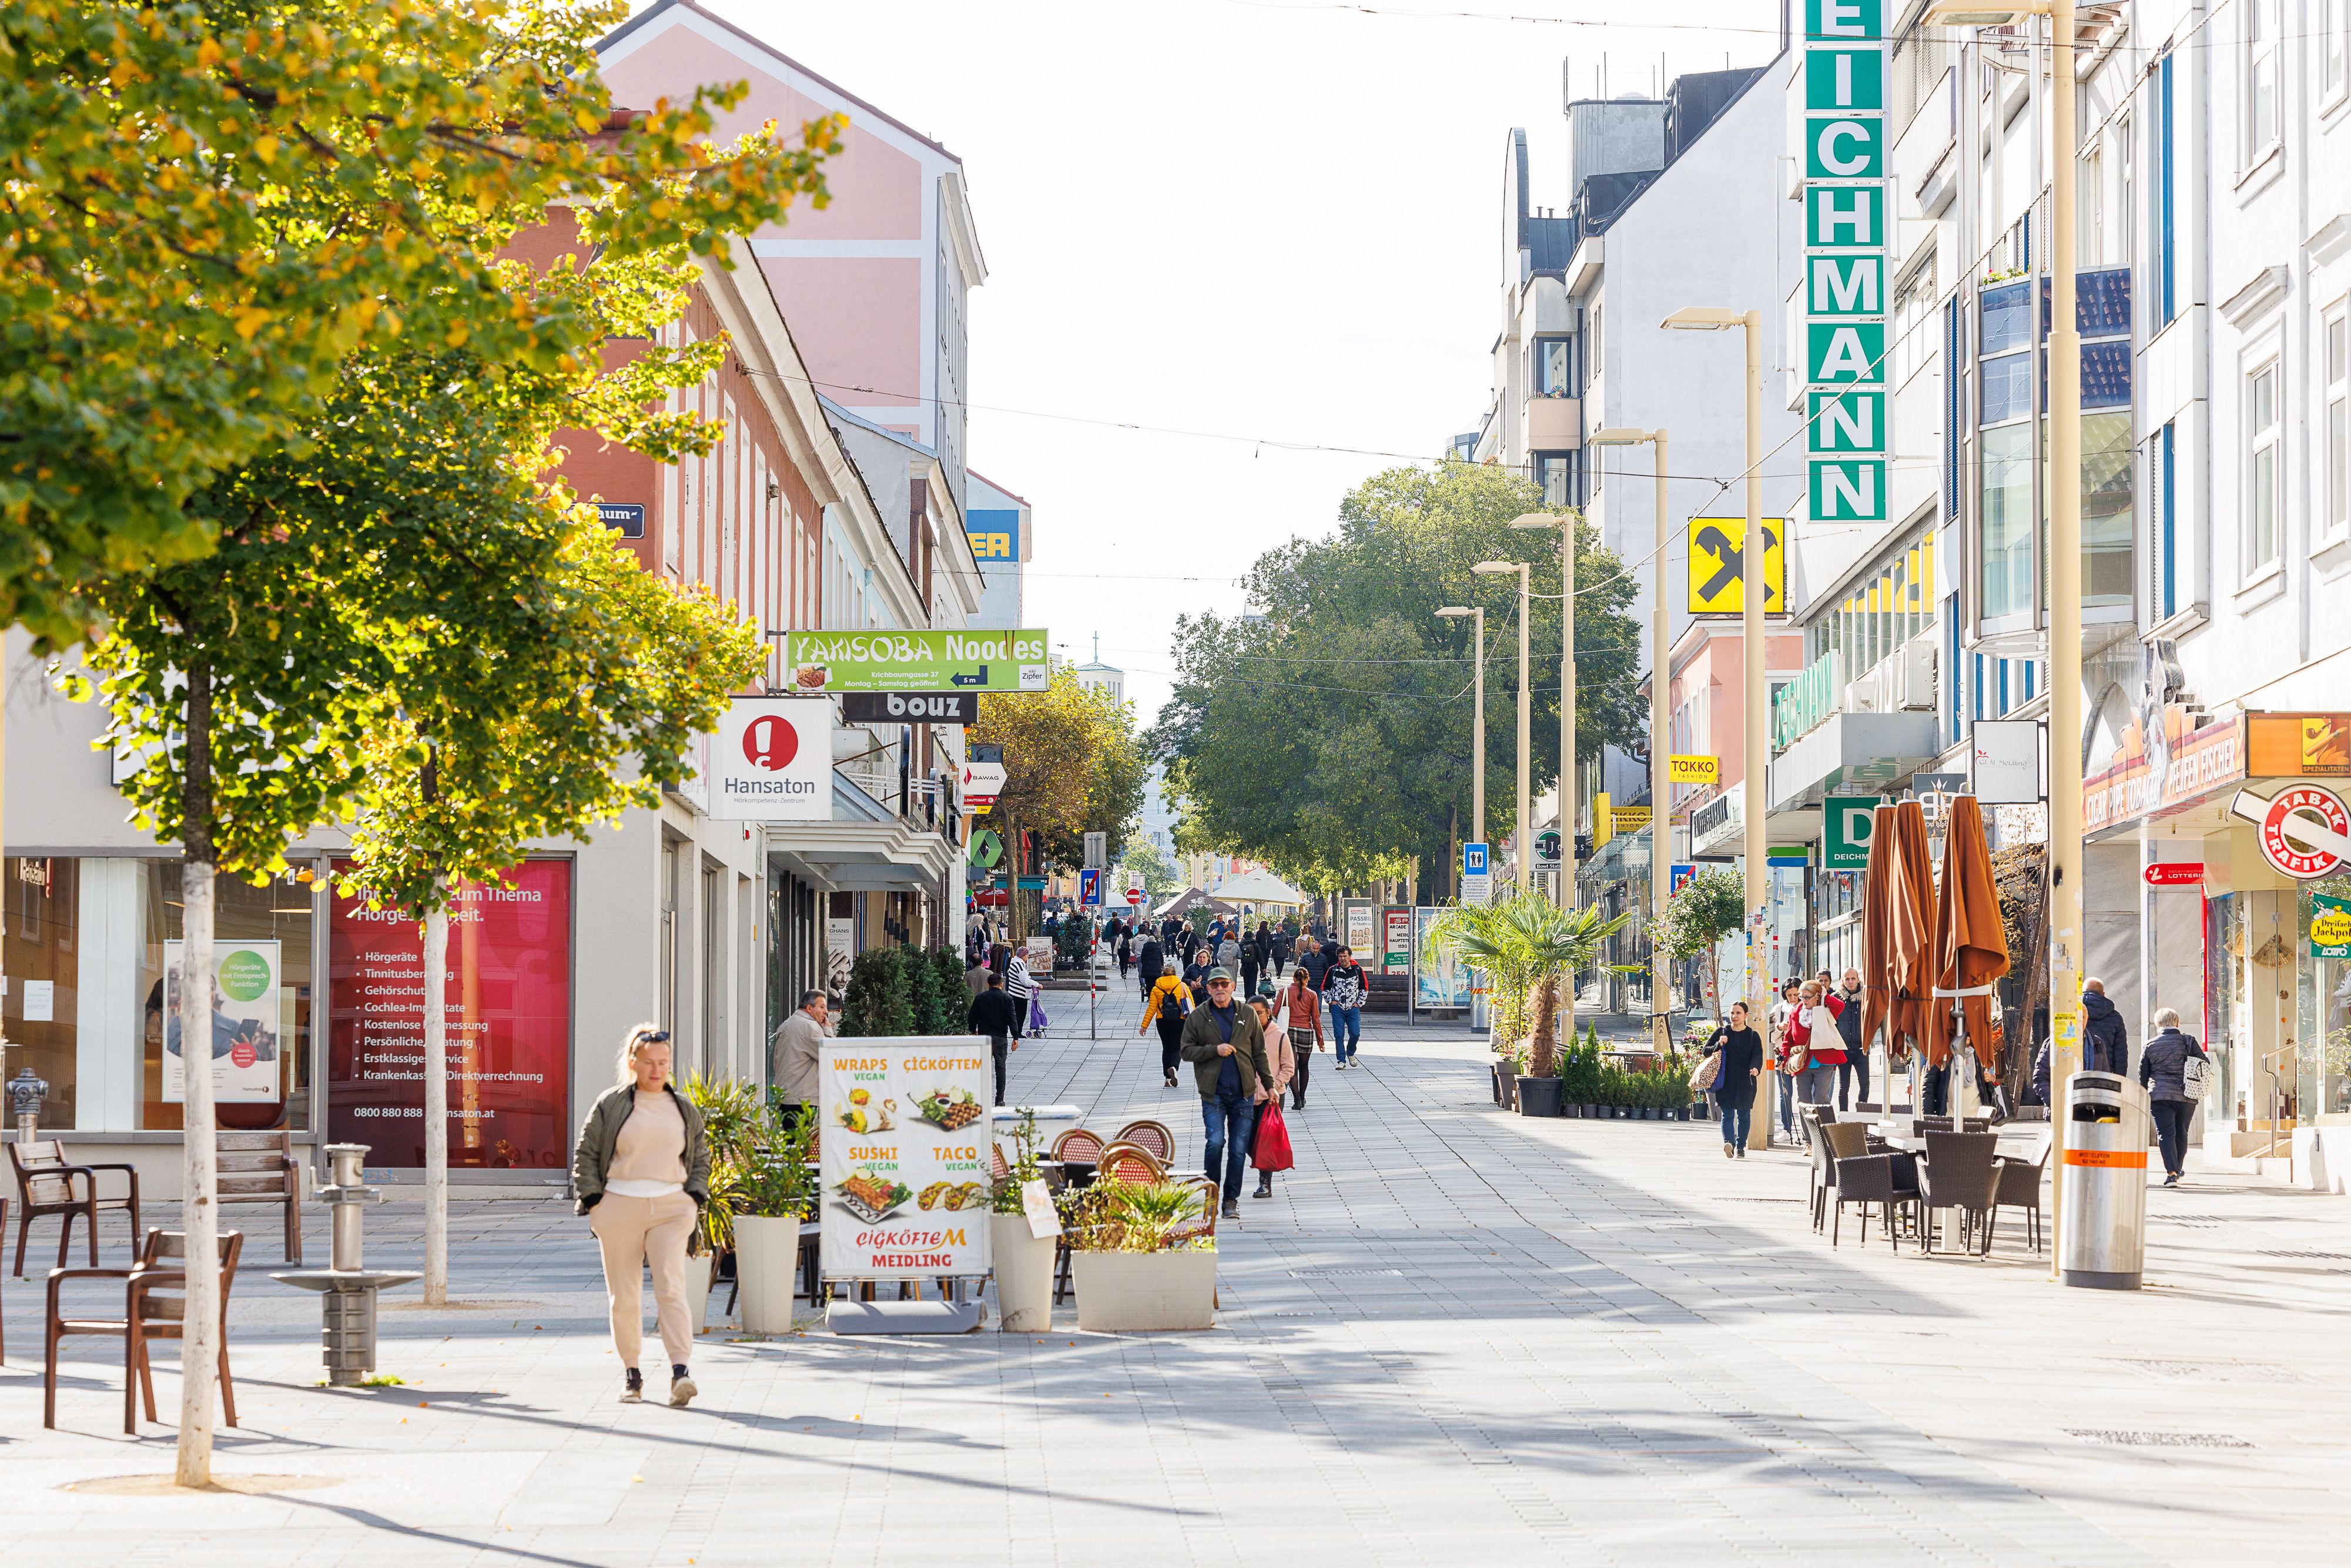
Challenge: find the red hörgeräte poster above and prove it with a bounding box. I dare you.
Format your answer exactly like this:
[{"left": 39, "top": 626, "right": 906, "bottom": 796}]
[{"left": 327, "top": 860, "right": 572, "bottom": 1170}]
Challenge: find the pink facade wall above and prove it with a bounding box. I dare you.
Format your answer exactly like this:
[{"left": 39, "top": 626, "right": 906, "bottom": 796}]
[
  {"left": 1668, "top": 631, "right": 1803, "bottom": 793},
  {"left": 758, "top": 256, "right": 922, "bottom": 406}
]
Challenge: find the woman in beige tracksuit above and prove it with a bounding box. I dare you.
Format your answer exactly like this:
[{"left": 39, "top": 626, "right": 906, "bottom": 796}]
[{"left": 571, "top": 1024, "right": 712, "bottom": 1408}]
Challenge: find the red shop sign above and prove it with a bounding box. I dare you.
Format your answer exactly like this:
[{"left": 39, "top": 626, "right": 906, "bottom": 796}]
[
  {"left": 2142, "top": 862, "right": 2205, "bottom": 886},
  {"left": 326, "top": 860, "right": 573, "bottom": 1171}
]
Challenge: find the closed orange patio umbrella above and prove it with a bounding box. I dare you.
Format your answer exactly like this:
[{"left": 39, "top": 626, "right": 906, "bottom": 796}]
[
  {"left": 1886, "top": 799, "right": 1937, "bottom": 1061},
  {"left": 1859, "top": 804, "right": 1898, "bottom": 1066},
  {"left": 1927, "top": 794, "right": 2011, "bottom": 1074}
]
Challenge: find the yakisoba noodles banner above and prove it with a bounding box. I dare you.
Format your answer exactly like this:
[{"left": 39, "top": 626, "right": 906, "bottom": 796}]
[{"left": 820, "top": 1036, "right": 994, "bottom": 1281}]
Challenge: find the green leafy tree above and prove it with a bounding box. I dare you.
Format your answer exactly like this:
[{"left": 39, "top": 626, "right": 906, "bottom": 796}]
[
  {"left": 1153, "top": 461, "right": 1640, "bottom": 894},
  {"left": 1645, "top": 867, "right": 1746, "bottom": 1024},
  {"left": 971, "top": 671, "right": 1147, "bottom": 937},
  {"left": 24, "top": 3, "right": 839, "bottom": 1479},
  {"left": 0, "top": 0, "right": 838, "bottom": 647},
  {"left": 1124, "top": 834, "right": 1181, "bottom": 899}
]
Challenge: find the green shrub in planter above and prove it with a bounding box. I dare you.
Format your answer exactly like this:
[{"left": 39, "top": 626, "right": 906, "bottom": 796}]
[{"left": 840, "top": 947, "right": 912, "bottom": 1037}]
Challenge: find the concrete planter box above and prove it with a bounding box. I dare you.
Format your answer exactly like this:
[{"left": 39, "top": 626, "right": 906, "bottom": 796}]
[
  {"left": 1071, "top": 1249, "right": 1217, "bottom": 1331},
  {"left": 990, "top": 1214, "right": 1057, "bottom": 1331},
  {"left": 684, "top": 1251, "right": 715, "bottom": 1335},
  {"left": 734, "top": 1212, "right": 803, "bottom": 1335}
]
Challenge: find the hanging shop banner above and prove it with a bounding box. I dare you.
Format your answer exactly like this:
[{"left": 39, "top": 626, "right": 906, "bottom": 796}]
[
  {"left": 785, "top": 629, "right": 1049, "bottom": 693},
  {"left": 1822, "top": 793, "right": 1885, "bottom": 871},
  {"left": 820, "top": 1036, "right": 993, "bottom": 1282},
  {"left": 1803, "top": 0, "right": 1887, "bottom": 532},
  {"left": 709, "top": 696, "right": 833, "bottom": 822},
  {"left": 840, "top": 691, "right": 981, "bottom": 726},
  {"left": 162, "top": 939, "right": 284, "bottom": 1104},
  {"left": 1381, "top": 907, "right": 1413, "bottom": 974},
  {"left": 2309, "top": 894, "right": 2351, "bottom": 959},
  {"left": 326, "top": 860, "right": 572, "bottom": 1171}
]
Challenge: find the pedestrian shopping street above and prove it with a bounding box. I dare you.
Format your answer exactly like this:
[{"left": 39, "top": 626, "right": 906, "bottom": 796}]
[{"left": 6, "top": 1014, "right": 2346, "bottom": 1567}]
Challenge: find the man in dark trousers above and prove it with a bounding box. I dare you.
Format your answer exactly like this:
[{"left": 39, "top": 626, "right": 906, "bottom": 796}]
[
  {"left": 1137, "top": 932, "right": 1166, "bottom": 1004},
  {"left": 967, "top": 972, "right": 1022, "bottom": 1105},
  {"left": 1834, "top": 966, "right": 1867, "bottom": 1108},
  {"left": 1178, "top": 969, "right": 1274, "bottom": 1219}
]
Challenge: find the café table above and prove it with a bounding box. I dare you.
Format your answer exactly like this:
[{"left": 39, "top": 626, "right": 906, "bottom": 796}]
[{"left": 1870, "top": 1125, "right": 2050, "bottom": 1252}]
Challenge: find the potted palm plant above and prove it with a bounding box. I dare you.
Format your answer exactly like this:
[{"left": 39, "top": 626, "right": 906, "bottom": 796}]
[
  {"left": 989, "top": 1108, "right": 1056, "bottom": 1331},
  {"left": 679, "top": 1075, "right": 767, "bottom": 1333},
  {"left": 732, "top": 1105, "right": 818, "bottom": 1335},
  {"left": 1067, "top": 1179, "right": 1217, "bottom": 1331},
  {"left": 1425, "top": 892, "right": 1629, "bottom": 1119}
]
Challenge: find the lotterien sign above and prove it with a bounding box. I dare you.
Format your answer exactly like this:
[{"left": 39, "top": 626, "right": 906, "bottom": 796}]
[
  {"left": 1803, "top": 0, "right": 1888, "bottom": 525},
  {"left": 786, "top": 629, "right": 1049, "bottom": 693}
]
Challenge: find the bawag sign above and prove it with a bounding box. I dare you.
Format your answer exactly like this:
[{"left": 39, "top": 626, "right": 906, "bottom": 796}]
[{"left": 711, "top": 697, "right": 832, "bottom": 821}]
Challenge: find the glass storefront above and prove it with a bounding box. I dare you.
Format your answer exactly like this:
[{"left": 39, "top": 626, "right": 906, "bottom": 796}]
[{"left": 3, "top": 857, "right": 313, "bottom": 1132}]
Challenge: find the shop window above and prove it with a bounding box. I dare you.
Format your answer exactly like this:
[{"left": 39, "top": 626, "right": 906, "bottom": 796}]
[{"left": 1, "top": 857, "right": 313, "bottom": 1134}]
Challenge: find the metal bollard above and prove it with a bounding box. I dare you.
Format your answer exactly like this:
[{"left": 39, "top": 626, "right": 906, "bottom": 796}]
[{"left": 272, "top": 1142, "right": 421, "bottom": 1385}]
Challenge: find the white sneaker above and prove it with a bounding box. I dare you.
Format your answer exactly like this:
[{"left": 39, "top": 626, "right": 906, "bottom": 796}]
[{"left": 669, "top": 1373, "right": 698, "bottom": 1408}]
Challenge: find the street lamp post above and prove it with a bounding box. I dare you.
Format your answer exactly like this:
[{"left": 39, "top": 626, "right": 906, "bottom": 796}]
[
  {"left": 1588, "top": 429, "right": 1673, "bottom": 1058},
  {"left": 1928, "top": 0, "right": 2082, "bottom": 1278},
  {"left": 1472, "top": 560, "right": 1532, "bottom": 893},
  {"left": 1435, "top": 605, "right": 1486, "bottom": 884},
  {"left": 1509, "top": 511, "right": 1578, "bottom": 906},
  {"left": 1662, "top": 305, "right": 1764, "bottom": 1148}
]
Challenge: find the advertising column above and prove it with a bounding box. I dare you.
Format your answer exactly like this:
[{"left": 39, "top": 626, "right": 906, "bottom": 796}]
[{"left": 326, "top": 861, "right": 574, "bottom": 1171}]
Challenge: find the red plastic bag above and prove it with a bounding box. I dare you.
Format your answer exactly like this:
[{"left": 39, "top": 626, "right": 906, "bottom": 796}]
[{"left": 1251, "top": 1099, "right": 1294, "bottom": 1172}]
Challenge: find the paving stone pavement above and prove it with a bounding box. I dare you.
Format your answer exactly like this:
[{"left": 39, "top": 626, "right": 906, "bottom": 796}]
[{"left": 4, "top": 1013, "right": 2347, "bottom": 1566}]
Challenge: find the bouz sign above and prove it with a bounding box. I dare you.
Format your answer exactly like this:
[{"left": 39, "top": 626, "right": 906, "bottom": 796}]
[{"left": 1804, "top": 0, "right": 1888, "bottom": 525}]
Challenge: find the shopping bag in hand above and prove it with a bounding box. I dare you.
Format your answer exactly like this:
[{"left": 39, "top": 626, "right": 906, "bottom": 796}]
[
  {"left": 1251, "top": 1100, "right": 1295, "bottom": 1172},
  {"left": 1029, "top": 994, "right": 1049, "bottom": 1033}
]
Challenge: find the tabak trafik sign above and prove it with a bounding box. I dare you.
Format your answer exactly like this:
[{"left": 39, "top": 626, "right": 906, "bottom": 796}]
[{"left": 1803, "top": 0, "right": 1889, "bottom": 526}]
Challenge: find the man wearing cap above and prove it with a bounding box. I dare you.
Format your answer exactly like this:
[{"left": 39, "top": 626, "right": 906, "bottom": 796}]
[{"left": 1178, "top": 967, "right": 1274, "bottom": 1218}]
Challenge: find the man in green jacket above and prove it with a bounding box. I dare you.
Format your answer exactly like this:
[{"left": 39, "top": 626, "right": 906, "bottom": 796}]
[{"left": 1179, "top": 969, "right": 1274, "bottom": 1218}]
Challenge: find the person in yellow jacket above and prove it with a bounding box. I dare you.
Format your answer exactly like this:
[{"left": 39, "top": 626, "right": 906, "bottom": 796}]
[{"left": 1139, "top": 967, "right": 1194, "bottom": 1090}]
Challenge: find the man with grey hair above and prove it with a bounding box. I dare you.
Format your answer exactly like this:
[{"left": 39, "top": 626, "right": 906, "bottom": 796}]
[
  {"left": 2138, "top": 1007, "right": 2207, "bottom": 1185},
  {"left": 2081, "top": 976, "right": 2130, "bottom": 1077}
]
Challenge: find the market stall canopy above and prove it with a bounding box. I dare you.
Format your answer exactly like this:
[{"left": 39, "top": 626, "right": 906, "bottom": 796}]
[
  {"left": 1153, "top": 887, "right": 1238, "bottom": 921},
  {"left": 1212, "top": 867, "right": 1307, "bottom": 908},
  {"left": 1927, "top": 794, "right": 2011, "bottom": 1073}
]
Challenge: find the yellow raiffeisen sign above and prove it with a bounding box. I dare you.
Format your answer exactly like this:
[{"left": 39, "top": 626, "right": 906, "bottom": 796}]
[{"left": 1687, "top": 518, "right": 1786, "bottom": 614}]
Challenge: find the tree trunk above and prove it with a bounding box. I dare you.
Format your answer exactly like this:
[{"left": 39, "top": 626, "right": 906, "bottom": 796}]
[
  {"left": 1529, "top": 974, "right": 1559, "bottom": 1077},
  {"left": 176, "top": 659, "right": 219, "bottom": 1487},
  {"left": 422, "top": 893, "right": 450, "bottom": 1305}
]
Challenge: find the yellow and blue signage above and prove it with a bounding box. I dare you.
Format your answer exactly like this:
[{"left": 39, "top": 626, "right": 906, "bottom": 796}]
[{"left": 966, "top": 508, "right": 1021, "bottom": 562}]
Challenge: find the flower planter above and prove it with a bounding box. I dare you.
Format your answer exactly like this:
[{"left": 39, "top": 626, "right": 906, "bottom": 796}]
[
  {"left": 990, "top": 1214, "right": 1057, "bottom": 1332},
  {"left": 1490, "top": 1063, "right": 1505, "bottom": 1105},
  {"left": 1563, "top": 1103, "right": 1583, "bottom": 1118},
  {"left": 1582, "top": 1104, "right": 1600, "bottom": 1119},
  {"left": 733, "top": 1212, "right": 804, "bottom": 1335},
  {"left": 683, "top": 1249, "right": 716, "bottom": 1336},
  {"left": 1071, "top": 1248, "right": 1218, "bottom": 1331},
  {"left": 1499, "top": 1069, "right": 1520, "bottom": 1111},
  {"left": 1516, "top": 1076, "right": 1565, "bottom": 1117}
]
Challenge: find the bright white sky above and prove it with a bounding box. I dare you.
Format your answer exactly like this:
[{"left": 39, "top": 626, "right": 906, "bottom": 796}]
[{"left": 693, "top": 0, "right": 1783, "bottom": 724}]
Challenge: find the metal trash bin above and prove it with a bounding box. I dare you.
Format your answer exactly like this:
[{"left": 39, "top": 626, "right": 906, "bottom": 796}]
[{"left": 2059, "top": 1071, "right": 2150, "bottom": 1289}]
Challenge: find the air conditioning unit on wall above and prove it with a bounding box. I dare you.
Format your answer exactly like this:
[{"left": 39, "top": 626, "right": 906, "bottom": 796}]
[{"left": 1894, "top": 642, "right": 1937, "bottom": 712}]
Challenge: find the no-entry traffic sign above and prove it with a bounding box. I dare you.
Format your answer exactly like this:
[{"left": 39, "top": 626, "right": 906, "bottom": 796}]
[{"left": 2230, "top": 784, "right": 2351, "bottom": 879}]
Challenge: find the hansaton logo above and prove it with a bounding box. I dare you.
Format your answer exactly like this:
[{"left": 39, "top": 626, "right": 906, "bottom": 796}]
[{"left": 742, "top": 712, "right": 801, "bottom": 771}]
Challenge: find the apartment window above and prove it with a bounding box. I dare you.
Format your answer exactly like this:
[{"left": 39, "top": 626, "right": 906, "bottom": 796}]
[
  {"left": 1944, "top": 595, "right": 1962, "bottom": 744},
  {"left": 2327, "top": 307, "right": 2349, "bottom": 541},
  {"left": 2329, "top": 0, "right": 2350, "bottom": 103},
  {"left": 1534, "top": 451, "right": 1583, "bottom": 510},
  {"left": 2155, "top": 52, "right": 2176, "bottom": 326},
  {"left": 2245, "top": 1, "right": 2280, "bottom": 165},
  {"left": 1893, "top": 254, "right": 1937, "bottom": 385},
  {"left": 2246, "top": 359, "right": 2280, "bottom": 575},
  {"left": 1534, "top": 336, "right": 1576, "bottom": 397}
]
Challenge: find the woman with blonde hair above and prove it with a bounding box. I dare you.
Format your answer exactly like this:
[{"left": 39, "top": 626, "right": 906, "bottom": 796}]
[{"left": 571, "top": 1024, "right": 711, "bottom": 1407}]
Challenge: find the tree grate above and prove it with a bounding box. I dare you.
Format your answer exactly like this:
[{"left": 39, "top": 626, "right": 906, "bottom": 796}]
[
  {"left": 2259, "top": 1249, "right": 2351, "bottom": 1261},
  {"left": 1288, "top": 1267, "right": 1407, "bottom": 1278},
  {"left": 2065, "top": 1429, "right": 2253, "bottom": 1448},
  {"left": 2110, "top": 1359, "right": 2310, "bottom": 1385}
]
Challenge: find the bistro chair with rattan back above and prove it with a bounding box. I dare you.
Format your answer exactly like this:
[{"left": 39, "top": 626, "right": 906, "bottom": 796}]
[
  {"left": 1113, "top": 1120, "right": 1175, "bottom": 1164},
  {"left": 1093, "top": 1143, "right": 1165, "bottom": 1185},
  {"left": 11, "top": 1140, "right": 142, "bottom": 1276},
  {"left": 1812, "top": 1121, "right": 1866, "bottom": 1233},
  {"left": 1918, "top": 1131, "right": 2002, "bottom": 1254},
  {"left": 1051, "top": 1128, "right": 1105, "bottom": 1168},
  {"left": 46, "top": 1227, "right": 244, "bottom": 1433}
]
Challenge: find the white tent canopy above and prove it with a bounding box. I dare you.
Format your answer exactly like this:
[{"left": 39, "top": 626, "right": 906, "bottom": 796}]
[{"left": 1213, "top": 867, "right": 1308, "bottom": 908}]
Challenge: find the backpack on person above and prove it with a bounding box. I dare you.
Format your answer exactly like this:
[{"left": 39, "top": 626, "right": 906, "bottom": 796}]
[{"left": 1158, "top": 984, "right": 1185, "bottom": 1025}]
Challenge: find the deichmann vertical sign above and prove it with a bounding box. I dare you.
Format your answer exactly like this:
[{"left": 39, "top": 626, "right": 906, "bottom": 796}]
[
  {"left": 709, "top": 697, "right": 833, "bottom": 821},
  {"left": 1804, "top": 0, "right": 1888, "bottom": 525}
]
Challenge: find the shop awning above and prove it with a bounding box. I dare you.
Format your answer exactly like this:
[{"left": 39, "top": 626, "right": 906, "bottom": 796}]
[
  {"left": 765, "top": 817, "right": 956, "bottom": 893},
  {"left": 1769, "top": 712, "right": 1941, "bottom": 812}
]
